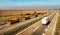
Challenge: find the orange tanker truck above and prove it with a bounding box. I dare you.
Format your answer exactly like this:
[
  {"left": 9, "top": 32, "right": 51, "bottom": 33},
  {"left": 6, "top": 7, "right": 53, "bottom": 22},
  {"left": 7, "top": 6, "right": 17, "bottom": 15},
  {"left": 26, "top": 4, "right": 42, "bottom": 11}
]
[
  {"left": 22, "top": 15, "right": 30, "bottom": 21},
  {"left": 7, "top": 17, "right": 19, "bottom": 25}
]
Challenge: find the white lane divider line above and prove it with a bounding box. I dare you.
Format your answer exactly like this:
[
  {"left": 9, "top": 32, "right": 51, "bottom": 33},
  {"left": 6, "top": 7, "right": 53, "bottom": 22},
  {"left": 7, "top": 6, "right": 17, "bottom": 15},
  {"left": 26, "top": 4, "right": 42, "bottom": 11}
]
[
  {"left": 33, "top": 26, "right": 40, "bottom": 32},
  {"left": 45, "top": 28, "right": 48, "bottom": 32},
  {"left": 42, "top": 33, "right": 45, "bottom": 35},
  {"left": 16, "top": 25, "right": 32, "bottom": 35}
]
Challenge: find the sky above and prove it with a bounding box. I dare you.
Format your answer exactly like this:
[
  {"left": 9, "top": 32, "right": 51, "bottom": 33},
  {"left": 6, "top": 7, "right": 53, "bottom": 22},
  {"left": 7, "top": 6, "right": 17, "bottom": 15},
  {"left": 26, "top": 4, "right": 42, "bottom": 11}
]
[{"left": 0, "top": 0, "right": 60, "bottom": 9}]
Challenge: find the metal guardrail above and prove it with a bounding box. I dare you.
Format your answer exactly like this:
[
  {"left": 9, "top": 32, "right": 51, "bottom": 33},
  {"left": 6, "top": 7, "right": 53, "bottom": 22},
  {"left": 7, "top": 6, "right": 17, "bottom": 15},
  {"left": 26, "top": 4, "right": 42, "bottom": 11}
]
[{"left": 0, "top": 13, "right": 52, "bottom": 35}]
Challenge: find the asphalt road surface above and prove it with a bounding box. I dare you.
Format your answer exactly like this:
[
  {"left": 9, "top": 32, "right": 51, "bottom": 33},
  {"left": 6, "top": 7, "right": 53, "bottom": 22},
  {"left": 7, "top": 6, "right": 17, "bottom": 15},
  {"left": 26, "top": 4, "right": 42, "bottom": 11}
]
[{"left": 31, "top": 25, "right": 47, "bottom": 35}]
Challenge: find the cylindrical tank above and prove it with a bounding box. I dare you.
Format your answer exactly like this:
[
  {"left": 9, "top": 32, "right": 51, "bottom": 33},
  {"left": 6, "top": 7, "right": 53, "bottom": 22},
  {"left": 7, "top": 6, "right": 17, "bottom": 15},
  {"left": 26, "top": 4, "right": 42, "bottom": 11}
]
[
  {"left": 22, "top": 15, "right": 30, "bottom": 21},
  {"left": 7, "top": 17, "right": 19, "bottom": 24}
]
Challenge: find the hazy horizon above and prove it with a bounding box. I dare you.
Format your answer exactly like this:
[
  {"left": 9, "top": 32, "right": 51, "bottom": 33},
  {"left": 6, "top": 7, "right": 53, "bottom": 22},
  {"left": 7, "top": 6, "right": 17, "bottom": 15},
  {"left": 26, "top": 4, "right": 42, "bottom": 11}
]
[
  {"left": 0, "top": 5, "right": 60, "bottom": 10},
  {"left": 0, "top": 0, "right": 60, "bottom": 10}
]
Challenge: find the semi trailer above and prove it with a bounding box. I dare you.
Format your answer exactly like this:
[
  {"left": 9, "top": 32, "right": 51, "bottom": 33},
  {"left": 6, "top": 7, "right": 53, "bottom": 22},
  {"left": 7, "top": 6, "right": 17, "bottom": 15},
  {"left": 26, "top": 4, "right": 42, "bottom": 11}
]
[{"left": 42, "top": 17, "right": 50, "bottom": 25}]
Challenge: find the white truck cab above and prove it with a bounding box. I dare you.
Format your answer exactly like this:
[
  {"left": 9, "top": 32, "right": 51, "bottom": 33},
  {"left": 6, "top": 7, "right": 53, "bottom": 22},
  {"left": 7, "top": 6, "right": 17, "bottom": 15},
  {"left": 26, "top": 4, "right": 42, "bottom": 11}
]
[{"left": 42, "top": 17, "right": 50, "bottom": 25}]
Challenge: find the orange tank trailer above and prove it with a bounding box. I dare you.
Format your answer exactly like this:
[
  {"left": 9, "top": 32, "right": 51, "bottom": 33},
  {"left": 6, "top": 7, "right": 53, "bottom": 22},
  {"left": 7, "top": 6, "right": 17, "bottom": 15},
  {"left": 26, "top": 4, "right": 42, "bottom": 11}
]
[
  {"left": 7, "top": 17, "right": 19, "bottom": 24},
  {"left": 24, "top": 15, "right": 30, "bottom": 20},
  {"left": 22, "top": 15, "right": 30, "bottom": 21}
]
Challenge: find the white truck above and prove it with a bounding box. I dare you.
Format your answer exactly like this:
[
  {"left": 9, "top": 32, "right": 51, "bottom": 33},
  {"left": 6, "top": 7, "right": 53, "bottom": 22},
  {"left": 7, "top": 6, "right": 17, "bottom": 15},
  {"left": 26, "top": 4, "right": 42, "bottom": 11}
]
[{"left": 42, "top": 17, "right": 50, "bottom": 25}]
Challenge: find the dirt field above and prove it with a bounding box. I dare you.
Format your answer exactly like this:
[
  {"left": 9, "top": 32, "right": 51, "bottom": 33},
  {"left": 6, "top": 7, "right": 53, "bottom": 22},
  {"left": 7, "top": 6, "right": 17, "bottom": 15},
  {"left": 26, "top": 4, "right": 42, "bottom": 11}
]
[{"left": 0, "top": 10, "right": 48, "bottom": 16}]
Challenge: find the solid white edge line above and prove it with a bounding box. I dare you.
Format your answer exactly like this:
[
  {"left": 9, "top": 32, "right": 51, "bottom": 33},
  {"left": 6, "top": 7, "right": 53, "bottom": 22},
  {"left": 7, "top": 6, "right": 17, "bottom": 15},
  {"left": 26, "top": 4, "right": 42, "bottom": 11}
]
[
  {"left": 52, "top": 13, "right": 58, "bottom": 35},
  {"left": 16, "top": 25, "right": 32, "bottom": 35}
]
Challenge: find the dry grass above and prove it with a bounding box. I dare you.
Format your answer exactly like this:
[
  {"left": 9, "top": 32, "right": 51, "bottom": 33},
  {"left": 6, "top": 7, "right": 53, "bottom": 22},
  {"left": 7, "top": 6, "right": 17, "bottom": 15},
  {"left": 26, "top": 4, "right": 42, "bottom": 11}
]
[
  {"left": 0, "top": 10, "right": 47, "bottom": 21},
  {"left": 0, "top": 10, "right": 34, "bottom": 16},
  {"left": 0, "top": 10, "right": 56, "bottom": 17}
]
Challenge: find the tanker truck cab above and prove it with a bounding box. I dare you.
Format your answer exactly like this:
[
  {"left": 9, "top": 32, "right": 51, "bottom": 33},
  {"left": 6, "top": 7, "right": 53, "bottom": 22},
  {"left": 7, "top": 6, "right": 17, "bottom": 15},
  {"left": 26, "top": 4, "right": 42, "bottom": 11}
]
[{"left": 42, "top": 17, "right": 50, "bottom": 25}]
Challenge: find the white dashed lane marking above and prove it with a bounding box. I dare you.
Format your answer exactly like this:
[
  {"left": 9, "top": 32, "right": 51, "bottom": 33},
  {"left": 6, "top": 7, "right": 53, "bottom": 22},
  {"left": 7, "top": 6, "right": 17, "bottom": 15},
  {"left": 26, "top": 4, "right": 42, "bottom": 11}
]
[
  {"left": 42, "top": 33, "right": 45, "bottom": 35},
  {"left": 48, "top": 26, "right": 49, "bottom": 28},
  {"left": 45, "top": 28, "right": 48, "bottom": 32}
]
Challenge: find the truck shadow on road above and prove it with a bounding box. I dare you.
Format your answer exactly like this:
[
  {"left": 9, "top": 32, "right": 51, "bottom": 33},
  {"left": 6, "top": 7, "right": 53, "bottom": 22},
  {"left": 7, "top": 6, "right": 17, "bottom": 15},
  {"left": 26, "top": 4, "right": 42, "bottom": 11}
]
[{"left": 31, "top": 21, "right": 51, "bottom": 35}]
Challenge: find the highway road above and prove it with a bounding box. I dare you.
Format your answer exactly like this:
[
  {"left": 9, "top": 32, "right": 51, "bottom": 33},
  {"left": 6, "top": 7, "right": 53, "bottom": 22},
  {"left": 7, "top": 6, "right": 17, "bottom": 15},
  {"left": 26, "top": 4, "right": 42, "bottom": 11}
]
[
  {"left": 31, "top": 25, "right": 47, "bottom": 35},
  {"left": 44, "top": 12, "right": 59, "bottom": 35},
  {"left": 32, "top": 12, "right": 57, "bottom": 35},
  {"left": 0, "top": 12, "right": 51, "bottom": 35},
  {"left": 16, "top": 12, "right": 57, "bottom": 35}
]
